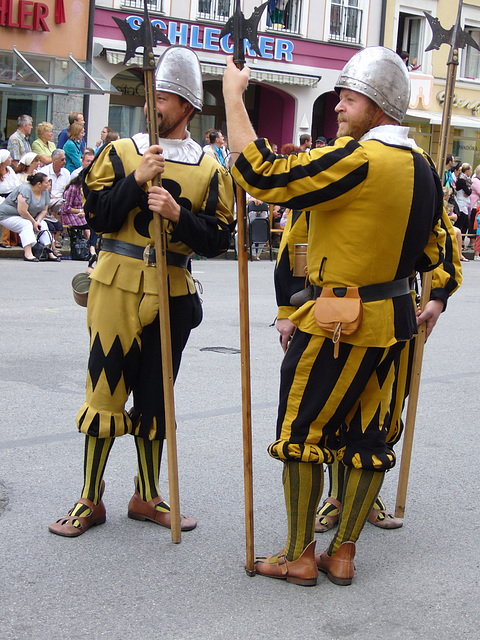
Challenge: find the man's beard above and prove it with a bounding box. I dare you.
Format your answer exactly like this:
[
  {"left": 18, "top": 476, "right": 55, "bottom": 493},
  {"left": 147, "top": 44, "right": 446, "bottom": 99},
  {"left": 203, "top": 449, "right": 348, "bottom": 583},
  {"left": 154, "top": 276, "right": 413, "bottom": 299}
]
[
  {"left": 157, "top": 113, "right": 183, "bottom": 139},
  {"left": 337, "top": 103, "right": 380, "bottom": 141}
]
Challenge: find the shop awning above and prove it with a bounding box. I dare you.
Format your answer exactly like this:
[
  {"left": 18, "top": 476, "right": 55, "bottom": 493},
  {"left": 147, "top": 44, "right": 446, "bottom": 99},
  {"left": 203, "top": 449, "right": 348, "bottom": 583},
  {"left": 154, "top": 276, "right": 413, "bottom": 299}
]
[
  {"left": 407, "top": 109, "right": 480, "bottom": 129},
  {"left": 101, "top": 48, "right": 320, "bottom": 88},
  {"left": 0, "top": 47, "right": 118, "bottom": 95}
]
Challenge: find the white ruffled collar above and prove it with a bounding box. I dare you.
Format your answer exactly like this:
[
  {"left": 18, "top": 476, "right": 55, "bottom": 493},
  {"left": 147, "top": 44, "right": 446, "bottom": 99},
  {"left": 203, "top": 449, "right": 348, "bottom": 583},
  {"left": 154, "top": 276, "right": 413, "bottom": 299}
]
[
  {"left": 360, "top": 125, "right": 416, "bottom": 149},
  {"left": 131, "top": 131, "right": 202, "bottom": 163}
]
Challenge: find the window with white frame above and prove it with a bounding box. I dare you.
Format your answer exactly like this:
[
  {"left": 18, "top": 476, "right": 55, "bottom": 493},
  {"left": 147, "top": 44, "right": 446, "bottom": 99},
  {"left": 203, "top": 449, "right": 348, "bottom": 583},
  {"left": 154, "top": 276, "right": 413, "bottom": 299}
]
[
  {"left": 122, "top": 0, "right": 163, "bottom": 12},
  {"left": 197, "top": 0, "right": 232, "bottom": 21},
  {"left": 266, "top": 0, "right": 302, "bottom": 33},
  {"left": 396, "top": 12, "right": 425, "bottom": 70},
  {"left": 329, "top": 0, "right": 362, "bottom": 44},
  {"left": 461, "top": 29, "right": 480, "bottom": 80}
]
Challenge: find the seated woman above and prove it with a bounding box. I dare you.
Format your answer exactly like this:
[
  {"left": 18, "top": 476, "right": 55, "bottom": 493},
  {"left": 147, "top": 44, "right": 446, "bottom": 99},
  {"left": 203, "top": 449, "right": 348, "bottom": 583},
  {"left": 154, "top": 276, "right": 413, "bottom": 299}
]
[
  {"left": 31, "top": 122, "right": 56, "bottom": 166},
  {"left": 0, "top": 172, "right": 60, "bottom": 262},
  {"left": 61, "top": 173, "right": 95, "bottom": 256},
  {"left": 63, "top": 123, "right": 85, "bottom": 173},
  {"left": 94, "top": 126, "right": 113, "bottom": 155},
  {"left": 15, "top": 152, "right": 41, "bottom": 184},
  {"left": 0, "top": 149, "right": 20, "bottom": 247}
]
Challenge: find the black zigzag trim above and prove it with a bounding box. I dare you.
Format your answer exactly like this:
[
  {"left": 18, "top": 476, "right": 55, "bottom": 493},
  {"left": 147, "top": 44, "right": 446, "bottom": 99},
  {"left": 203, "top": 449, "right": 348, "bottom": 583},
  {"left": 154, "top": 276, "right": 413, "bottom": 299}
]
[{"left": 88, "top": 333, "right": 141, "bottom": 395}]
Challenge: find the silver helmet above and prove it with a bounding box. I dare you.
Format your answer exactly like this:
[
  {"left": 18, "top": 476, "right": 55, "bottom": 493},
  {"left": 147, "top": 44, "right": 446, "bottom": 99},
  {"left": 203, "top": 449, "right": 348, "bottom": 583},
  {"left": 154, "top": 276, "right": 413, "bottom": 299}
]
[
  {"left": 155, "top": 46, "right": 203, "bottom": 111},
  {"left": 335, "top": 46, "right": 410, "bottom": 123}
]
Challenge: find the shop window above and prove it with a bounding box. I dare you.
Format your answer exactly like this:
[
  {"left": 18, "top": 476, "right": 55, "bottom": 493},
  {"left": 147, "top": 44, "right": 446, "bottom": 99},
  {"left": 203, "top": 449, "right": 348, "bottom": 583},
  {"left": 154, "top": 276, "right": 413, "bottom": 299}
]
[
  {"left": 461, "top": 29, "right": 480, "bottom": 80},
  {"left": 266, "top": 0, "right": 302, "bottom": 33},
  {"left": 197, "top": 0, "right": 232, "bottom": 21},
  {"left": 396, "top": 12, "right": 425, "bottom": 70},
  {"left": 328, "top": 0, "right": 362, "bottom": 44},
  {"left": 122, "top": 0, "right": 163, "bottom": 11}
]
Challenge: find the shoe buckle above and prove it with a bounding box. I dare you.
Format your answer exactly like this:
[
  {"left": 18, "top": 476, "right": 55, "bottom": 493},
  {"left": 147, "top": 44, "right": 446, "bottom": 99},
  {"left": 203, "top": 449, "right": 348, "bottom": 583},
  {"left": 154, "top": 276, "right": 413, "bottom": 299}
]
[{"left": 277, "top": 553, "right": 287, "bottom": 566}]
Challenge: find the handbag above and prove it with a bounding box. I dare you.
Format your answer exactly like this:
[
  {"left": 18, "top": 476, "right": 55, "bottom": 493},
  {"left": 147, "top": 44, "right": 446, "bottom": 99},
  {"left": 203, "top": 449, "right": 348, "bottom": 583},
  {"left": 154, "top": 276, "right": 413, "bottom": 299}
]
[
  {"left": 314, "top": 287, "right": 363, "bottom": 358},
  {"left": 70, "top": 228, "right": 90, "bottom": 261}
]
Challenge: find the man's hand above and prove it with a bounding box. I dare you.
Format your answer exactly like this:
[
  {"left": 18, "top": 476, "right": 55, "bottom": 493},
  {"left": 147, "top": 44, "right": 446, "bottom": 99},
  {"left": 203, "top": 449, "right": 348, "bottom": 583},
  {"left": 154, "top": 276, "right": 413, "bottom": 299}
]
[
  {"left": 416, "top": 298, "right": 444, "bottom": 340},
  {"left": 222, "top": 55, "right": 250, "bottom": 102},
  {"left": 147, "top": 186, "right": 181, "bottom": 223},
  {"left": 276, "top": 318, "right": 296, "bottom": 352},
  {"left": 134, "top": 145, "right": 165, "bottom": 186}
]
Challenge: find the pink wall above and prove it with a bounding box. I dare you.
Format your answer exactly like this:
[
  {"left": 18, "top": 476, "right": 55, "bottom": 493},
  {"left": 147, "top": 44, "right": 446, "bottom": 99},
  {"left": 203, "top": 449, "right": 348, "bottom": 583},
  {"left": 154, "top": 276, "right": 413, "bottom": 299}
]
[{"left": 255, "top": 84, "right": 295, "bottom": 148}]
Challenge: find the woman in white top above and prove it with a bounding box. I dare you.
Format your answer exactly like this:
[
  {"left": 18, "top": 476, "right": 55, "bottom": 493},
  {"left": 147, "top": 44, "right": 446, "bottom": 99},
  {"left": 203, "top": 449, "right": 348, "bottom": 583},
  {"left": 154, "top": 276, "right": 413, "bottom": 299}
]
[
  {"left": 0, "top": 149, "right": 19, "bottom": 197},
  {"left": 0, "top": 149, "right": 20, "bottom": 247},
  {"left": 0, "top": 172, "right": 59, "bottom": 262},
  {"left": 15, "top": 152, "right": 41, "bottom": 184}
]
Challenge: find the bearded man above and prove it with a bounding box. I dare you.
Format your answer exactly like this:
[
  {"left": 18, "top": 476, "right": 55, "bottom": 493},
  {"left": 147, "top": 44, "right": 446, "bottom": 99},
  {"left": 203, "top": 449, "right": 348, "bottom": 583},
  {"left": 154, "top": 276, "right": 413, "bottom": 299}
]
[
  {"left": 49, "top": 46, "right": 234, "bottom": 538},
  {"left": 222, "top": 46, "right": 446, "bottom": 586}
]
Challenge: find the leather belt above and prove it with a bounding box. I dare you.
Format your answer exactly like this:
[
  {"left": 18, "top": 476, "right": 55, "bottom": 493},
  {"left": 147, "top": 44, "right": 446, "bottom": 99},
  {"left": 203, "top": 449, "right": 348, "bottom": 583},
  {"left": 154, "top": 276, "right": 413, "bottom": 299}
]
[
  {"left": 290, "top": 277, "right": 410, "bottom": 307},
  {"left": 100, "top": 238, "right": 190, "bottom": 269}
]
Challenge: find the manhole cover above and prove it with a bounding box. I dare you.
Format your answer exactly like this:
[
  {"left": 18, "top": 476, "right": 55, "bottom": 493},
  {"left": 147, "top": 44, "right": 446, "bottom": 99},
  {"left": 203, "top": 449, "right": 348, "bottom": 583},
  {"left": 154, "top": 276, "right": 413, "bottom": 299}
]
[{"left": 200, "top": 346, "right": 241, "bottom": 354}]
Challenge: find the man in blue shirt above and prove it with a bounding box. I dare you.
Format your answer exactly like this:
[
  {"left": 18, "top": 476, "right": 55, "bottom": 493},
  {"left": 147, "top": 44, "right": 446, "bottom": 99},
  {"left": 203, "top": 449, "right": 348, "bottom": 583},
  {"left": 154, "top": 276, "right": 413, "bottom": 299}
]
[
  {"left": 57, "top": 110, "right": 86, "bottom": 153},
  {"left": 204, "top": 129, "right": 228, "bottom": 168}
]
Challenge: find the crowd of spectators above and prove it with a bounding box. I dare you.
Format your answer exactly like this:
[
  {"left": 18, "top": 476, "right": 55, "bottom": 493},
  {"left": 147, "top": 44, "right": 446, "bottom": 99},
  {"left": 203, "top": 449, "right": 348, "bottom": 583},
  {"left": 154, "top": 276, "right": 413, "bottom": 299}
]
[
  {"left": 0, "top": 112, "right": 114, "bottom": 261},
  {"left": 444, "top": 154, "right": 480, "bottom": 261}
]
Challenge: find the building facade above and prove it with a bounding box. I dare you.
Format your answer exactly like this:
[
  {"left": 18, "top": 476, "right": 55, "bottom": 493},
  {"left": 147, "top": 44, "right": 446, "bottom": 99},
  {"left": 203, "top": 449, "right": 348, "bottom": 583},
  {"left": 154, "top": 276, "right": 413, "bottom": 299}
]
[
  {"left": 89, "top": 0, "right": 376, "bottom": 149},
  {"left": 89, "top": 0, "right": 480, "bottom": 167},
  {"left": 384, "top": 0, "right": 480, "bottom": 170},
  {"left": 2, "top": 0, "right": 480, "bottom": 167}
]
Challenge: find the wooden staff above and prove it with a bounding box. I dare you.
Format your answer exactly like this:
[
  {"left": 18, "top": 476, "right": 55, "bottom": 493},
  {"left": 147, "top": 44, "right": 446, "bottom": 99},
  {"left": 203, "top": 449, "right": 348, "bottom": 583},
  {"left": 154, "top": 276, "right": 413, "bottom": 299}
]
[
  {"left": 220, "top": 0, "right": 268, "bottom": 576},
  {"left": 144, "top": 71, "right": 182, "bottom": 544},
  {"left": 395, "top": 0, "right": 479, "bottom": 517},
  {"left": 394, "top": 271, "right": 431, "bottom": 518},
  {"left": 114, "top": 1, "right": 180, "bottom": 542}
]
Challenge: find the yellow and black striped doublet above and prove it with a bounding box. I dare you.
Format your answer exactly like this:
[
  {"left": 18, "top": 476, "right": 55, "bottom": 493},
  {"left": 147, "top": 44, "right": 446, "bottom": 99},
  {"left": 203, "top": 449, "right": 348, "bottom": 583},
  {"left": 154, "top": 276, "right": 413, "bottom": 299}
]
[
  {"left": 233, "top": 137, "right": 446, "bottom": 347},
  {"left": 233, "top": 136, "right": 447, "bottom": 471}
]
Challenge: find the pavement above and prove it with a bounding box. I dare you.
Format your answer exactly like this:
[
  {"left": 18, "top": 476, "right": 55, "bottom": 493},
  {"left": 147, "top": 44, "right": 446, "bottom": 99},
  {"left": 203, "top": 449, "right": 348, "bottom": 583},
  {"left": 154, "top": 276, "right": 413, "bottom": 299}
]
[{"left": 0, "top": 255, "right": 479, "bottom": 640}]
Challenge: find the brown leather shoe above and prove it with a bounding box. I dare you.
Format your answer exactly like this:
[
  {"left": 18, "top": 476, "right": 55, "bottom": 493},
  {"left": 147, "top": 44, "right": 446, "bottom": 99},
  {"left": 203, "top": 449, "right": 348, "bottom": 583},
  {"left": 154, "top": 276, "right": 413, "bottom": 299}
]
[
  {"left": 315, "top": 496, "right": 342, "bottom": 533},
  {"left": 316, "top": 541, "right": 355, "bottom": 586},
  {"left": 368, "top": 508, "right": 403, "bottom": 529},
  {"left": 48, "top": 480, "right": 106, "bottom": 538},
  {"left": 127, "top": 477, "right": 197, "bottom": 531},
  {"left": 253, "top": 540, "right": 318, "bottom": 586}
]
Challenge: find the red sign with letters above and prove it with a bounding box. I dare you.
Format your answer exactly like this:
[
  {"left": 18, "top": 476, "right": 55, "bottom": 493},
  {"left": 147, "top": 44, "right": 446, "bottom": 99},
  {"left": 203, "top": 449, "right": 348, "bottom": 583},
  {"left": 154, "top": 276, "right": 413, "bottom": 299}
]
[{"left": 0, "top": 0, "right": 50, "bottom": 31}]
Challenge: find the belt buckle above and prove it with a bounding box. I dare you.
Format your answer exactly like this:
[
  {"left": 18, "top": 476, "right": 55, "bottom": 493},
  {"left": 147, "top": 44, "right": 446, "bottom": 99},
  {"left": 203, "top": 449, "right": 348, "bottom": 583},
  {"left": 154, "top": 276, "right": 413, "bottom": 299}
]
[{"left": 143, "top": 243, "right": 155, "bottom": 267}]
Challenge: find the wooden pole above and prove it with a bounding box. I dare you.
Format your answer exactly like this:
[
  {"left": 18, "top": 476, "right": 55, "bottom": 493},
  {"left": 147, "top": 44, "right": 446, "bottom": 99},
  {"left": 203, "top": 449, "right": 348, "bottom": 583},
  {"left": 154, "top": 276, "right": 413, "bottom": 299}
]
[
  {"left": 394, "top": 271, "right": 432, "bottom": 518},
  {"left": 144, "top": 54, "right": 181, "bottom": 544},
  {"left": 395, "top": 0, "right": 476, "bottom": 518},
  {"left": 236, "top": 182, "right": 255, "bottom": 576}
]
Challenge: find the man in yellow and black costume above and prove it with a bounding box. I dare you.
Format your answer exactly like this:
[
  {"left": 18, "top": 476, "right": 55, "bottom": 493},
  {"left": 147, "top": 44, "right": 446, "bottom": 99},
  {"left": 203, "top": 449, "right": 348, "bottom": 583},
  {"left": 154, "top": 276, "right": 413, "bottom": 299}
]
[
  {"left": 49, "top": 46, "right": 234, "bottom": 537},
  {"left": 223, "top": 46, "right": 448, "bottom": 586},
  {"left": 274, "top": 202, "right": 462, "bottom": 536}
]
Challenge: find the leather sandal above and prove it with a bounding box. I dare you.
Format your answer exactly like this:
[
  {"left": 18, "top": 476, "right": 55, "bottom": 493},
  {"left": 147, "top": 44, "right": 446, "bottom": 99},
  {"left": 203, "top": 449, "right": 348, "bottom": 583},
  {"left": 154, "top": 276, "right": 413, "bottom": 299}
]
[
  {"left": 253, "top": 540, "right": 318, "bottom": 586},
  {"left": 127, "top": 476, "right": 197, "bottom": 531},
  {"left": 48, "top": 480, "right": 106, "bottom": 537},
  {"left": 315, "top": 496, "right": 342, "bottom": 533},
  {"left": 368, "top": 508, "right": 403, "bottom": 529}
]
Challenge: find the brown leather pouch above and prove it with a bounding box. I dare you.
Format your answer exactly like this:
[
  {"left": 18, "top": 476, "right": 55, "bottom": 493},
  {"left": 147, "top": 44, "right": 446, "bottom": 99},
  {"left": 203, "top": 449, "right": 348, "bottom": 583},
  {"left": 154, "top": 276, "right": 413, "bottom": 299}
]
[{"left": 314, "top": 287, "right": 363, "bottom": 357}]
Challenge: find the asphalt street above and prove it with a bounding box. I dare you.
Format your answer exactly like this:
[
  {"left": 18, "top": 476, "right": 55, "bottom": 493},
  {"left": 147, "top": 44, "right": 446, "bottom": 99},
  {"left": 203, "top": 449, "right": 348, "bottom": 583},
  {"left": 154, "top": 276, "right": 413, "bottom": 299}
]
[{"left": 0, "top": 255, "right": 479, "bottom": 640}]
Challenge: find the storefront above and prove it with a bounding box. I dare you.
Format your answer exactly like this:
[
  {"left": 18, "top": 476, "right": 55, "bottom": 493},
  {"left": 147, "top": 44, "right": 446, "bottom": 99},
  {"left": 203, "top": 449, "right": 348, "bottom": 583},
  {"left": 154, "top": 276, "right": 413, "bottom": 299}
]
[
  {"left": 88, "top": 7, "right": 358, "bottom": 148},
  {"left": 405, "top": 72, "right": 480, "bottom": 169},
  {"left": 0, "top": 0, "right": 115, "bottom": 144}
]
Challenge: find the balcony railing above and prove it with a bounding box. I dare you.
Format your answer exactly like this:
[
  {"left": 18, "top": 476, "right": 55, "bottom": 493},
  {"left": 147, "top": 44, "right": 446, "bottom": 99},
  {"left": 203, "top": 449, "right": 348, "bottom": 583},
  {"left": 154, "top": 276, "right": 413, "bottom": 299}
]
[
  {"left": 197, "top": 0, "right": 232, "bottom": 22},
  {"left": 122, "top": 0, "right": 163, "bottom": 12},
  {"left": 329, "top": 4, "right": 362, "bottom": 44},
  {"left": 266, "top": 0, "right": 302, "bottom": 34}
]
